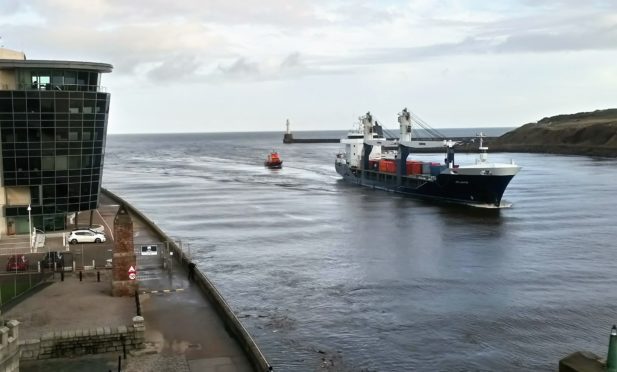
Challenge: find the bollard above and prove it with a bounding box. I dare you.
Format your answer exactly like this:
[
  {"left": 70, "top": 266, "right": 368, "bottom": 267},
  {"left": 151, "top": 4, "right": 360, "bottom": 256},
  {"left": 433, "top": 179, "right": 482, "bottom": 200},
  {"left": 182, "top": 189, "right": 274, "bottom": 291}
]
[
  {"left": 60, "top": 270, "right": 64, "bottom": 282},
  {"left": 608, "top": 325, "right": 617, "bottom": 372},
  {"left": 79, "top": 271, "right": 82, "bottom": 282},
  {"left": 117, "top": 355, "right": 121, "bottom": 372},
  {"left": 135, "top": 291, "right": 141, "bottom": 316},
  {"left": 97, "top": 271, "right": 100, "bottom": 282},
  {"left": 121, "top": 335, "right": 127, "bottom": 359}
]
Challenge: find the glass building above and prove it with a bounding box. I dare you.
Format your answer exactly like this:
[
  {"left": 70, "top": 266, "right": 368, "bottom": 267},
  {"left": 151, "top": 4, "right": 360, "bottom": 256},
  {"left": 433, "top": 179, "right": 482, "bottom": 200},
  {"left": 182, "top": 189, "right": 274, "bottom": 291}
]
[{"left": 0, "top": 48, "right": 112, "bottom": 234}]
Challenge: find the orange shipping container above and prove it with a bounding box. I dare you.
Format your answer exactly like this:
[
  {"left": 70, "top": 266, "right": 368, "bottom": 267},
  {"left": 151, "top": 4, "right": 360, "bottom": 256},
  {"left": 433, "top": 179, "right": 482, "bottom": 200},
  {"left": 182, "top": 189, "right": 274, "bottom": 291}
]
[
  {"left": 378, "top": 160, "right": 387, "bottom": 172},
  {"left": 388, "top": 162, "right": 396, "bottom": 173},
  {"left": 380, "top": 160, "right": 396, "bottom": 173},
  {"left": 407, "top": 161, "right": 422, "bottom": 175}
]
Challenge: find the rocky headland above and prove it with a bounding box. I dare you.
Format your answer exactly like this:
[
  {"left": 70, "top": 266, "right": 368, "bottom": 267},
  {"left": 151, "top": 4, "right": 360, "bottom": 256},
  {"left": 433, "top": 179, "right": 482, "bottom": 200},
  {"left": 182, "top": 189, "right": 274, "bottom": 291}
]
[{"left": 488, "top": 108, "right": 617, "bottom": 157}]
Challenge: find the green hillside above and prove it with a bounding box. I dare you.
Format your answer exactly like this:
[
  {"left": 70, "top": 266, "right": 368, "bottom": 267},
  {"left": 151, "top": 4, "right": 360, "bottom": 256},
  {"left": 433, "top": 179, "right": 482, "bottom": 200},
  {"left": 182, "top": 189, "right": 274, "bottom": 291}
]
[{"left": 489, "top": 109, "right": 617, "bottom": 156}]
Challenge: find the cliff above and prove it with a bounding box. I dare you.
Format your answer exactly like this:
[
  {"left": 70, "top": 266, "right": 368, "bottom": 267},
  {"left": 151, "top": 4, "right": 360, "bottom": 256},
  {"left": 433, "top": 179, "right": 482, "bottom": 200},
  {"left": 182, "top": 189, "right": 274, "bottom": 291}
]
[{"left": 489, "top": 109, "right": 617, "bottom": 157}]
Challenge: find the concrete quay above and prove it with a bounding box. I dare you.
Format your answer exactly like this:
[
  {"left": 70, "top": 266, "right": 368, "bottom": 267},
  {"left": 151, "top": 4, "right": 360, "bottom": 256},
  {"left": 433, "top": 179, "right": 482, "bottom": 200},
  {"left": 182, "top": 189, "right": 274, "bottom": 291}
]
[{"left": 2, "top": 190, "right": 270, "bottom": 371}]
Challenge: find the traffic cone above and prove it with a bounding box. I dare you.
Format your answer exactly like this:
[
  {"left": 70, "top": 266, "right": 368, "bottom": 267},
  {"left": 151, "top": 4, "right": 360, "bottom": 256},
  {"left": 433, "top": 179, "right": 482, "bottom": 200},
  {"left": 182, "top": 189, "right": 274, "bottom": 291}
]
[{"left": 608, "top": 325, "right": 617, "bottom": 372}]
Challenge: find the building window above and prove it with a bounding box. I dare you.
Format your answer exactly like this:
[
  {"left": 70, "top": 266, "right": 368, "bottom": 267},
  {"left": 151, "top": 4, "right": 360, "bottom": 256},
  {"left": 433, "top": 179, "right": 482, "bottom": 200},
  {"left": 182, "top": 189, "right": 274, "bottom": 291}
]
[
  {"left": 69, "top": 98, "right": 82, "bottom": 113},
  {"left": 69, "top": 156, "right": 81, "bottom": 169},
  {"left": 55, "top": 156, "right": 68, "bottom": 170},
  {"left": 42, "top": 157, "right": 54, "bottom": 171}
]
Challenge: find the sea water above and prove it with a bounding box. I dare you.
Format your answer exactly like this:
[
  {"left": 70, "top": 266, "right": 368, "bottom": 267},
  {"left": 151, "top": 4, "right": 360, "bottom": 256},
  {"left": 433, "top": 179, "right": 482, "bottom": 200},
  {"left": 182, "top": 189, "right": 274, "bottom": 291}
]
[{"left": 103, "top": 130, "right": 617, "bottom": 371}]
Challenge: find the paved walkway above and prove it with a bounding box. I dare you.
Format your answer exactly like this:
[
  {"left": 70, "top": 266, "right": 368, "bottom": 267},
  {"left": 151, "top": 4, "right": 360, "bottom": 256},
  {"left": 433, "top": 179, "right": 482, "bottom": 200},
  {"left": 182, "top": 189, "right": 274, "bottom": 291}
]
[{"left": 5, "top": 193, "right": 255, "bottom": 371}]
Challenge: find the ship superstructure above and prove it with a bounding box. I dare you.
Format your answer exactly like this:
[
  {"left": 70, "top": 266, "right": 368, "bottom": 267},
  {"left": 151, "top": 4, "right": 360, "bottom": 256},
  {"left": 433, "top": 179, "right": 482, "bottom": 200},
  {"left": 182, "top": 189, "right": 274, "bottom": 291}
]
[{"left": 335, "top": 109, "right": 521, "bottom": 208}]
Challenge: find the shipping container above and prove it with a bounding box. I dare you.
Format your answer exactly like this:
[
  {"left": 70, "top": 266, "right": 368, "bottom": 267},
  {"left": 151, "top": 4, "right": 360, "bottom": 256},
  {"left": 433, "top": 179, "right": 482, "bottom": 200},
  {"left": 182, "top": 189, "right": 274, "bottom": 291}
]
[
  {"left": 406, "top": 161, "right": 423, "bottom": 175},
  {"left": 430, "top": 164, "right": 444, "bottom": 176},
  {"left": 380, "top": 159, "right": 396, "bottom": 173},
  {"left": 412, "top": 162, "right": 422, "bottom": 175}
]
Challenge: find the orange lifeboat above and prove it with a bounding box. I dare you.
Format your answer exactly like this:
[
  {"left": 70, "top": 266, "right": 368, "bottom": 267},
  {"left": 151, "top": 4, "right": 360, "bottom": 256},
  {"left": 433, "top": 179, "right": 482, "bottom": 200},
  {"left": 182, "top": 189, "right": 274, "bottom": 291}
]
[{"left": 264, "top": 151, "right": 283, "bottom": 169}]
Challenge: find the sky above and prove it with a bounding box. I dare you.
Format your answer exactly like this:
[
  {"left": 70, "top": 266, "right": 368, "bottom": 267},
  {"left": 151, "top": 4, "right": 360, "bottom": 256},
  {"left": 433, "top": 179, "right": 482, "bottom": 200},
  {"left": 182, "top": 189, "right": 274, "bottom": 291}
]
[{"left": 0, "top": 0, "right": 616, "bottom": 134}]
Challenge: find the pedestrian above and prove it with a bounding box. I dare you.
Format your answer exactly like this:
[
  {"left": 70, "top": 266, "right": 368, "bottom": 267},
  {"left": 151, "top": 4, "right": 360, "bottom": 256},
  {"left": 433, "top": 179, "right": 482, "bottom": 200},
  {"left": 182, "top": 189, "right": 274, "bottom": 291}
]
[{"left": 188, "top": 262, "right": 196, "bottom": 281}]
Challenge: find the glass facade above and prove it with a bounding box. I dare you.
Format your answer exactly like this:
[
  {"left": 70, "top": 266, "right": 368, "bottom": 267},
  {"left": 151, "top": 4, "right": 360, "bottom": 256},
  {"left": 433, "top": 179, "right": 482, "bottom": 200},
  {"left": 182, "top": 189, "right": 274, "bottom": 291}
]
[{"left": 0, "top": 67, "right": 110, "bottom": 232}]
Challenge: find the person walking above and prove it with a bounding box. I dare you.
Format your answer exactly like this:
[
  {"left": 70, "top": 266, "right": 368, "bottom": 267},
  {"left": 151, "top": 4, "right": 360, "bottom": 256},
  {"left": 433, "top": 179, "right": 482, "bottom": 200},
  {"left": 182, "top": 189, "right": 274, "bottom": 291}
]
[{"left": 188, "top": 262, "right": 196, "bottom": 281}]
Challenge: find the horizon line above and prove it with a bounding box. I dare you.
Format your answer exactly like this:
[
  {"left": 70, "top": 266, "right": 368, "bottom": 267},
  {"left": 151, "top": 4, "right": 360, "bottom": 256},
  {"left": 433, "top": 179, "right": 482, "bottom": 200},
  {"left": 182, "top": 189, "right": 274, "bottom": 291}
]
[{"left": 107, "top": 126, "right": 518, "bottom": 136}]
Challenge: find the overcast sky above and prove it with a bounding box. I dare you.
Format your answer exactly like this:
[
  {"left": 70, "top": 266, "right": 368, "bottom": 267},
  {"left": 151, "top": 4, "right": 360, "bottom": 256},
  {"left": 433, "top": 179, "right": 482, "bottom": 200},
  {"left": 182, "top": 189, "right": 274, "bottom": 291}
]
[{"left": 1, "top": 0, "right": 616, "bottom": 134}]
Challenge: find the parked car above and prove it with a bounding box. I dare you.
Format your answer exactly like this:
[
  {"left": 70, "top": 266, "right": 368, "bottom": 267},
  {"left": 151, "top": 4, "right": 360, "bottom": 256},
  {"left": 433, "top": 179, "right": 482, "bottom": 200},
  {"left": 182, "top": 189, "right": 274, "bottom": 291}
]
[
  {"left": 41, "top": 251, "right": 64, "bottom": 270},
  {"left": 6, "top": 254, "right": 29, "bottom": 271},
  {"left": 67, "top": 229, "right": 107, "bottom": 244},
  {"left": 73, "top": 225, "right": 105, "bottom": 233}
]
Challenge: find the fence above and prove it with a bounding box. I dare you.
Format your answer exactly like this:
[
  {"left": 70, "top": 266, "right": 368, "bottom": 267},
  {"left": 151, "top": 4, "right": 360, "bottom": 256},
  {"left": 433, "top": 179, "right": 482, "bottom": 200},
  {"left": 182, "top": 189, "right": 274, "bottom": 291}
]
[{"left": 0, "top": 271, "right": 53, "bottom": 310}]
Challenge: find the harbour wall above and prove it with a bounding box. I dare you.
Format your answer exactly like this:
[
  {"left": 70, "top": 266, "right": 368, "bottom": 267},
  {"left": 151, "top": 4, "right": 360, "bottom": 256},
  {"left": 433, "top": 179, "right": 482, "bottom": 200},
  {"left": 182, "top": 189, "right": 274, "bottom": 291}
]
[
  {"left": 0, "top": 320, "right": 20, "bottom": 371},
  {"left": 18, "top": 316, "right": 145, "bottom": 361},
  {"left": 283, "top": 133, "right": 339, "bottom": 143},
  {"left": 101, "top": 188, "right": 273, "bottom": 372}
]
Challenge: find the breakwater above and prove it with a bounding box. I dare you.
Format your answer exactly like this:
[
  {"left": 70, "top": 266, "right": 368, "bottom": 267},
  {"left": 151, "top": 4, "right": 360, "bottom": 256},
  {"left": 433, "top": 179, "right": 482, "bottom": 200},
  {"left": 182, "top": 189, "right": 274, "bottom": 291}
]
[{"left": 283, "top": 133, "right": 339, "bottom": 143}]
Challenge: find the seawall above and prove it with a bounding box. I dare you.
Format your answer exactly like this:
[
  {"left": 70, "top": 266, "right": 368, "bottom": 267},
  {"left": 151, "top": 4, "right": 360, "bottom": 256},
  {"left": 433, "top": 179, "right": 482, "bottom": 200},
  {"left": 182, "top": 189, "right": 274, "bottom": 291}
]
[
  {"left": 283, "top": 133, "right": 339, "bottom": 143},
  {"left": 101, "top": 188, "right": 273, "bottom": 372}
]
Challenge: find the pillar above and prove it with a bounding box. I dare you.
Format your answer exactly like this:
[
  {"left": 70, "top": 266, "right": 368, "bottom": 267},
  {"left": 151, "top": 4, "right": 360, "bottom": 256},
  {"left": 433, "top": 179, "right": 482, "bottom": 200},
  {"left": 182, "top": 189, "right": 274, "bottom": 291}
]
[{"left": 111, "top": 204, "right": 137, "bottom": 296}]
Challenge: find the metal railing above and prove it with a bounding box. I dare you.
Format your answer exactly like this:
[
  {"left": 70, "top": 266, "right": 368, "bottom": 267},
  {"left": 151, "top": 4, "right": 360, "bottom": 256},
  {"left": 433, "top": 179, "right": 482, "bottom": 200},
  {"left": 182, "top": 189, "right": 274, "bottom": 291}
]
[
  {"left": 0, "top": 271, "right": 53, "bottom": 311},
  {"left": 15, "top": 83, "right": 107, "bottom": 92}
]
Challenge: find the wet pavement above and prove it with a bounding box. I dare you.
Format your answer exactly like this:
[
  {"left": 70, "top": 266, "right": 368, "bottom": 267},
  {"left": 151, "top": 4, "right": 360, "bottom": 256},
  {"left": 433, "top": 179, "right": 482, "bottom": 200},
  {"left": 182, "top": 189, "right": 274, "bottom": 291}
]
[{"left": 3, "top": 193, "right": 254, "bottom": 371}]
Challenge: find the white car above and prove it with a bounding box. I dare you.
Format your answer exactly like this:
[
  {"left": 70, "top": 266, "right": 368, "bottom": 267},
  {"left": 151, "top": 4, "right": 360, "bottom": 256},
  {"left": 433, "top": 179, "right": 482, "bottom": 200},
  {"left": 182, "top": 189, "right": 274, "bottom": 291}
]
[
  {"left": 74, "top": 224, "right": 105, "bottom": 233},
  {"left": 68, "top": 229, "right": 107, "bottom": 244}
]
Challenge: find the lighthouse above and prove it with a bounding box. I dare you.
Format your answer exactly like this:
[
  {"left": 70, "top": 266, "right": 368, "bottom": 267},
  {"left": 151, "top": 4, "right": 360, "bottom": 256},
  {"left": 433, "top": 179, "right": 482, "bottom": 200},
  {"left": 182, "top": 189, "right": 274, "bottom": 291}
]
[{"left": 283, "top": 119, "right": 294, "bottom": 143}]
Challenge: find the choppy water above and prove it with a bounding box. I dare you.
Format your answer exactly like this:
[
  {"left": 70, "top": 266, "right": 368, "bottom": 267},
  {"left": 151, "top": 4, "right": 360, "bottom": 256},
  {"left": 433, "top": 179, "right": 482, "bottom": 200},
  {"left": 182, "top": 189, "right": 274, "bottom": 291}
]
[{"left": 103, "top": 131, "right": 617, "bottom": 371}]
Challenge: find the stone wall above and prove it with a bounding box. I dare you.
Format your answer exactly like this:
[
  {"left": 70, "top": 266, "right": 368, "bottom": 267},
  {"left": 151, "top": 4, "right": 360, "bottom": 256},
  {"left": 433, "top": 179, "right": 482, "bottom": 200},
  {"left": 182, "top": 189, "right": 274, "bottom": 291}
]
[
  {"left": 19, "top": 316, "right": 145, "bottom": 360},
  {"left": 0, "top": 320, "right": 20, "bottom": 372}
]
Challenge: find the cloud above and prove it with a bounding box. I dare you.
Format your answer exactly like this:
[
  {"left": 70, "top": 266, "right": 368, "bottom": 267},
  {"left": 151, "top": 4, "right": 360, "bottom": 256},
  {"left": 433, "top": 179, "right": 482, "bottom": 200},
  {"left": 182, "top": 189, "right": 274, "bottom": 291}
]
[
  {"left": 326, "top": 5, "right": 617, "bottom": 66},
  {"left": 0, "top": 0, "right": 27, "bottom": 14},
  {"left": 147, "top": 54, "right": 203, "bottom": 81},
  {"left": 216, "top": 57, "right": 259, "bottom": 77},
  {"left": 280, "top": 52, "right": 302, "bottom": 70},
  {"left": 206, "top": 53, "right": 347, "bottom": 82},
  {"left": 2, "top": 0, "right": 617, "bottom": 84},
  {"left": 496, "top": 27, "right": 617, "bottom": 53},
  {"left": 20, "top": 0, "right": 325, "bottom": 27}
]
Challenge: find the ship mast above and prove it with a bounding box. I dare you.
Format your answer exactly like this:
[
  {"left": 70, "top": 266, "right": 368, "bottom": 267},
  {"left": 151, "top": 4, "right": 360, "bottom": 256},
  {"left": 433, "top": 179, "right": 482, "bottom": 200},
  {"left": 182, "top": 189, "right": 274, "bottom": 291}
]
[
  {"left": 478, "top": 132, "right": 488, "bottom": 163},
  {"left": 362, "top": 112, "right": 373, "bottom": 140},
  {"left": 398, "top": 108, "right": 412, "bottom": 142}
]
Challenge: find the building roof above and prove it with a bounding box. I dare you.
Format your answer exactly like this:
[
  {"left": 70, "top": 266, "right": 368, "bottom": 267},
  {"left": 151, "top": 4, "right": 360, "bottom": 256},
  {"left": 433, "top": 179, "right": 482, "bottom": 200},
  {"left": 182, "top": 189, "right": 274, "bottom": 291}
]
[{"left": 0, "top": 59, "right": 113, "bottom": 73}]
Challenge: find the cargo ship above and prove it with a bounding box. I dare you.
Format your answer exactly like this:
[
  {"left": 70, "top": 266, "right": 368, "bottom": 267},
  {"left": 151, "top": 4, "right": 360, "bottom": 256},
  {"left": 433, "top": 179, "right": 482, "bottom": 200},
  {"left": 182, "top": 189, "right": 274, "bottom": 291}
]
[{"left": 334, "top": 109, "right": 521, "bottom": 208}]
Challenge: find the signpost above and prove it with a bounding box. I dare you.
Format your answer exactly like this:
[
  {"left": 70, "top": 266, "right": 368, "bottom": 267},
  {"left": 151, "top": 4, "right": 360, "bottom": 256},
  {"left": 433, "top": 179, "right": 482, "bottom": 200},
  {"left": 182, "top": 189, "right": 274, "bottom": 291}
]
[
  {"left": 128, "top": 266, "right": 137, "bottom": 280},
  {"left": 141, "top": 245, "right": 158, "bottom": 256}
]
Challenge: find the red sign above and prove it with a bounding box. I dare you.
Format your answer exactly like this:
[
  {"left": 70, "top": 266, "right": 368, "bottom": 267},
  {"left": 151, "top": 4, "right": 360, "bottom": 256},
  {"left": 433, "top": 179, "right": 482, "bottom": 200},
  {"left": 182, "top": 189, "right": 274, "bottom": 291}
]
[{"left": 128, "top": 266, "right": 137, "bottom": 280}]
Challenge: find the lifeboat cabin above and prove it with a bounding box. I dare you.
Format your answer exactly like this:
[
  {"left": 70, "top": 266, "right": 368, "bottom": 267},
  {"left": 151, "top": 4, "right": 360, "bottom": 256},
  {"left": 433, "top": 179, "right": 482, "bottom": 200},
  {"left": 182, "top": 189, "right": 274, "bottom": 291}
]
[{"left": 265, "top": 151, "right": 283, "bottom": 169}]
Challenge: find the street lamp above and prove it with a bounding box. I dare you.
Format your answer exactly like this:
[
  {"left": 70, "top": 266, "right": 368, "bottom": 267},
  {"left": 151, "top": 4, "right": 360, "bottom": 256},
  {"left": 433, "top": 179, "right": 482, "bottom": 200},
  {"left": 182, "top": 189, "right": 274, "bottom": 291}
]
[{"left": 27, "top": 204, "right": 32, "bottom": 252}]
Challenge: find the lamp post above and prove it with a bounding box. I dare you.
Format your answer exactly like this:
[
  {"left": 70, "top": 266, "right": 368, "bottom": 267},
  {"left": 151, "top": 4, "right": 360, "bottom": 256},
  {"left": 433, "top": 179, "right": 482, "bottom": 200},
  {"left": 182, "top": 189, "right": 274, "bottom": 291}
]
[{"left": 27, "top": 204, "right": 32, "bottom": 252}]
